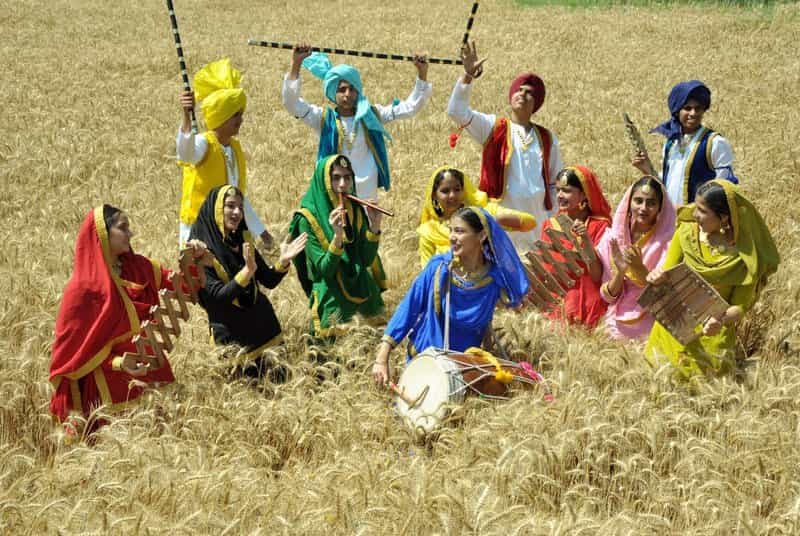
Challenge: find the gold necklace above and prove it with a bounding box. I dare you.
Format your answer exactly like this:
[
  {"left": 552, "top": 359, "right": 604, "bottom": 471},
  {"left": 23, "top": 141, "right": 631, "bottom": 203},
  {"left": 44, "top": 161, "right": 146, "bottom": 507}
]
[
  {"left": 338, "top": 117, "right": 357, "bottom": 152},
  {"left": 451, "top": 258, "right": 489, "bottom": 282},
  {"left": 513, "top": 125, "right": 534, "bottom": 152},
  {"left": 699, "top": 230, "right": 733, "bottom": 255}
]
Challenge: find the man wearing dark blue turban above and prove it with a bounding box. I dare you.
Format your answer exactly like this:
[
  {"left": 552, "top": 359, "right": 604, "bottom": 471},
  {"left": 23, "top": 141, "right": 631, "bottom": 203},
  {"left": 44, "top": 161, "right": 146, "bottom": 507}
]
[{"left": 633, "top": 80, "right": 738, "bottom": 207}]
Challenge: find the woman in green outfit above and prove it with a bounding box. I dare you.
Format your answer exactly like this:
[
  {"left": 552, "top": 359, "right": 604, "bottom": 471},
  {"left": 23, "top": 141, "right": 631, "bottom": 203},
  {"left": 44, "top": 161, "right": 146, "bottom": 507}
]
[
  {"left": 289, "top": 154, "right": 385, "bottom": 336},
  {"left": 644, "top": 179, "right": 779, "bottom": 379}
]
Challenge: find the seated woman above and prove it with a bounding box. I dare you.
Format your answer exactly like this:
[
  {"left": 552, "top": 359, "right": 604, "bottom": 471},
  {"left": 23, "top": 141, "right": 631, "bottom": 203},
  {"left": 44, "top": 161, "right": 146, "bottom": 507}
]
[
  {"left": 539, "top": 165, "right": 611, "bottom": 328},
  {"left": 372, "top": 207, "right": 529, "bottom": 385},
  {"left": 49, "top": 205, "right": 209, "bottom": 434},
  {"left": 288, "top": 154, "right": 385, "bottom": 337},
  {"left": 418, "top": 166, "right": 537, "bottom": 266},
  {"left": 645, "top": 180, "right": 779, "bottom": 379},
  {"left": 189, "top": 185, "right": 307, "bottom": 374},
  {"left": 597, "top": 176, "right": 676, "bottom": 340}
]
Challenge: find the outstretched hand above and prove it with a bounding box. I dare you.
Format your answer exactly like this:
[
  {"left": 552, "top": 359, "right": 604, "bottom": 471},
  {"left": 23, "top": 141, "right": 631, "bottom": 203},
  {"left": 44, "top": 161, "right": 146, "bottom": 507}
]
[
  {"left": 460, "top": 40, "right": 486, "bottom": 80},
  {"left": 279, "top": 232, "right": 307, "bottom": 267},
  {"left": 610, "top": 238, "right": 629, "bottom": 273}
]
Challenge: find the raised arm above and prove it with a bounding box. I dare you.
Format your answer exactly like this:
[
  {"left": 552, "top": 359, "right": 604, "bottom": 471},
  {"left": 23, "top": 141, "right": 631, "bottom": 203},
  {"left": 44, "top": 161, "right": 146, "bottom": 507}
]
[
  {"left": 176, "top": 90, "right": 208, "bottom": 165},
  {"left": 282, "top": 43, "right": 323, "bottom": 132},
  {"left": 375, "top": 54, "right": 432, "bottom": 124}
]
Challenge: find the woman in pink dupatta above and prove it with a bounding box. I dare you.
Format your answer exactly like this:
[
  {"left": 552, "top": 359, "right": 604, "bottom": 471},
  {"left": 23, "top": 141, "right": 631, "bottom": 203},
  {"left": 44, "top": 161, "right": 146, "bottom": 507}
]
[{"left": 597, "top": 176, "right": 676, "bottom": 340}]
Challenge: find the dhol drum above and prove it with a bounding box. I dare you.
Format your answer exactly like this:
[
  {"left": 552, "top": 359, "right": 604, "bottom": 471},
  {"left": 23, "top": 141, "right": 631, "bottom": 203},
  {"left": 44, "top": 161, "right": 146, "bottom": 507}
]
[{"left": 394, "top": 347, "right": 547, "bottom": 434}]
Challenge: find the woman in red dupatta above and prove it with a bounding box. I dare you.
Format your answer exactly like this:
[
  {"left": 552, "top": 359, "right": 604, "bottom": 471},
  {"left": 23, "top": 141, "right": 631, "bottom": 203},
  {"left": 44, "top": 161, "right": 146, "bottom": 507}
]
[
  {"left": 49, "top": 206, "right": 202, "bottom": 432},
  {"left": 539, "top": 166, "right": 611, "bottom": 328}
]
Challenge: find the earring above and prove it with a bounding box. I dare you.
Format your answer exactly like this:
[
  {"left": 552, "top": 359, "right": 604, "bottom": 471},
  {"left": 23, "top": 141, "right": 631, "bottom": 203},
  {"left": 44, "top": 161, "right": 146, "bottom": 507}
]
[
  {"left": 433, "top": 199, "right": 444, "bottom": 217},
  {"left": 579, "top": 200, "right": 589, "bottom": 210}
]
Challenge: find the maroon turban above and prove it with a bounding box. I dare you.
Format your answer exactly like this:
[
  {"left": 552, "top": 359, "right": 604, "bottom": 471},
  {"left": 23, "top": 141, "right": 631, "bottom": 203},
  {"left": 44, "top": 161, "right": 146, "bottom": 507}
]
[{"left": 508, "top": 72, "right": 546, "bottom": 114}]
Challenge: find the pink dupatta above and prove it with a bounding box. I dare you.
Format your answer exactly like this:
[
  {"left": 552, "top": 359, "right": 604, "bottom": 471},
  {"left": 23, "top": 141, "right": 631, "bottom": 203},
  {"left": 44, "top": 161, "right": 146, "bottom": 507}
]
[{"left": 597, "top": 181, "right": 676, "bottom": 339}]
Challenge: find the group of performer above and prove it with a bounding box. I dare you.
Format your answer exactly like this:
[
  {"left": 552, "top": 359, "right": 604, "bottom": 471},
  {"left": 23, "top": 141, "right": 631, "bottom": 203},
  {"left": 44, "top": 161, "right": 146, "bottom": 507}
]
[{"left": 48, "top": 41, "right": 780, "bottom": 434}]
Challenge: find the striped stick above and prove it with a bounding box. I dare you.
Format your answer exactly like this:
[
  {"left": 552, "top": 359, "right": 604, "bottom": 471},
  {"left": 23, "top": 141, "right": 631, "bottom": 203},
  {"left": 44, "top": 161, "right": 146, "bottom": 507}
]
[
  {"left": 247, "top": 39, "right": 463, "bottom": 66},
  {"left": 166, "top": 0, "right": 197, "bottom": 133},
  {"left": 462, "top": 1, "right": 480, "bottom": 46}
]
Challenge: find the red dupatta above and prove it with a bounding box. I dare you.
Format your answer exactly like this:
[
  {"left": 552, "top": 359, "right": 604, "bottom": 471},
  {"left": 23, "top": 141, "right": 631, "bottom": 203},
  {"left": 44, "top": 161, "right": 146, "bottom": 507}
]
[
  {"left": 49, "top": 207, "right": 164, "bottom": 421},
  {"left": 540, "top": 166, "right": 611, "bottom": 328}
]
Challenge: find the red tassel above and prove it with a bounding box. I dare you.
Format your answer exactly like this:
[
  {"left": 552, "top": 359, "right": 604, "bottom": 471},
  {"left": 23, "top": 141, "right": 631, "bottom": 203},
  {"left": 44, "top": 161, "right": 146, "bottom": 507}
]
[
  {"left": 449, "top": 119, "right": 472, "bottom": 149},
  {"left": 448, "top": 131, "right": 460, "bottom": 148}
]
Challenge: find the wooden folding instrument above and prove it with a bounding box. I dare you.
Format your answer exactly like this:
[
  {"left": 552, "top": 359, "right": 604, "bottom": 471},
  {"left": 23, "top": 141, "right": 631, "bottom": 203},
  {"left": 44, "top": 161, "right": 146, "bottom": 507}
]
[
  {"left": 637, "top": 263, "right": 729, "bottom": 345},
  {"left": 522, "top": 215, "right": 599, "bottom": 311},
  {"left": 119, "top": 250, "right": 204, "bottom": 371}
]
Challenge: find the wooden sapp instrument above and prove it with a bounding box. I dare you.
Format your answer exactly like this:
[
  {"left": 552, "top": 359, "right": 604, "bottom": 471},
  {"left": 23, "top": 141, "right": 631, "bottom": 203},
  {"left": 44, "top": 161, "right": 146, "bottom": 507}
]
[
  {"left": 523, "top": 214, "right": 595, "bottom": 311},
  {"left": 637, "top": 262, "right": 729, "bottom": 345},
  {"left": 623, "top": 112, "right": 657, "bottom": 177},
  {"left": 119, "top": 250, "right": 204, "bottom": 370}
]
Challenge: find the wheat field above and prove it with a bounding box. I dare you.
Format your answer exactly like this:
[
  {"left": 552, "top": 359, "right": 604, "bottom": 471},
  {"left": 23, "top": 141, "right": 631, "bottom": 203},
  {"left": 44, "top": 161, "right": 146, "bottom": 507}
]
[{"left": 2, "top": 0, "right": 800, "bottom": 534}]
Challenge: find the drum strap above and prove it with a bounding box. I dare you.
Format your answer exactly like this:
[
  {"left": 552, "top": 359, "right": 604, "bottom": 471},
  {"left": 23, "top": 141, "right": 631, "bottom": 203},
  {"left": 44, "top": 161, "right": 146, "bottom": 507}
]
[{"left": 443, "top": 276, "right": 452, "bottom": 351}]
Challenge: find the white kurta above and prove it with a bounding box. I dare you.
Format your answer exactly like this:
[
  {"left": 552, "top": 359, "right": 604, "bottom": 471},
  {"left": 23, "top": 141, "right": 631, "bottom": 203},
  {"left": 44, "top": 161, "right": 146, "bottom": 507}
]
[
  {"left": 662, "top": 127, "right": 735, "bottom": 208},
  {"left": 281, "top": 74, "right": 433, "bottom": 200},
  {"left": 447, "top": 78, "right": 563, "bottom": 251},
  {"left": 176, "top": 129, "right": 267, "bottom": 245}
]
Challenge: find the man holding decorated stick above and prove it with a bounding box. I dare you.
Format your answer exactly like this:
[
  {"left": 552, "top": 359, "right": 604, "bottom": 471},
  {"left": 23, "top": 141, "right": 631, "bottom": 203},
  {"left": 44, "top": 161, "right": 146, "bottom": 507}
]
[
  {"left": 281, "top": 43, "right": 433, "bottom": 201},
  {"left": 447, "top": 41, "right": 563, "bottom": 251},
  {"left": 176, "top": 59, "right": 273, "bottom": 248}
]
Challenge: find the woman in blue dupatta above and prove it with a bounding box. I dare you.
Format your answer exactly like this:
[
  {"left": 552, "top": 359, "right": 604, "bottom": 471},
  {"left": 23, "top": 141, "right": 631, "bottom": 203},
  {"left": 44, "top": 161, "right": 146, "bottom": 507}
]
[{"left": 372, "top": 206, "right": 530, "bottom": 386}]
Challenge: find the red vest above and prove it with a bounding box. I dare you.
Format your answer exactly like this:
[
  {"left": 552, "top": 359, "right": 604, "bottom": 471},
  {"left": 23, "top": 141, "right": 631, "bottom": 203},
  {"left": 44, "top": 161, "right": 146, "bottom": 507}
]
[{"left": 479, "top": 118, "right": 554, "bottom": 211}]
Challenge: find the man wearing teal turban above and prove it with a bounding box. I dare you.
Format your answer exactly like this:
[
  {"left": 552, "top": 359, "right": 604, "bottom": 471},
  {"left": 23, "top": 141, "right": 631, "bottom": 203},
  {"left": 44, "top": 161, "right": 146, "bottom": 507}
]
[{"left": 281, "top": 44, "right": 432, "bottom": 201}]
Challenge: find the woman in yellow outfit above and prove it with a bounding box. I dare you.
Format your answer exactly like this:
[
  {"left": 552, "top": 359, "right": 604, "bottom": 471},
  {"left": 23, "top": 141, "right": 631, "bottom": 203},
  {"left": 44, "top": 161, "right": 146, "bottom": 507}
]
[
  {"left": 644, "top": 179, "right": 779, "bottom": 379},
  {"left": 417, "top": 167, "right": 537, "bottom": 267}
]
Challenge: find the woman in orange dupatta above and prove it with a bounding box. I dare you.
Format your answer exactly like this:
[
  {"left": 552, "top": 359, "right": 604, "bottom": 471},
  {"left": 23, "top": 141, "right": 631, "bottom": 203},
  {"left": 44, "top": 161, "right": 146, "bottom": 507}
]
[
  {"left": 539, "top": 165, "right": 611, "bottom": 328},
  {"left": 49, "top": 205, "right": 206, "bottom": 434}
]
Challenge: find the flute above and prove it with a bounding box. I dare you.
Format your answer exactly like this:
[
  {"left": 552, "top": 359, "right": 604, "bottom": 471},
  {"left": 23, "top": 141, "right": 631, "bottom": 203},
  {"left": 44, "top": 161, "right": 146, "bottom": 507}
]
[
  {"left": 344, "top": 194, "right": 394, "bottom": 217},
  {"left": 247, "top": 39, "right": 463, "bottom": 66}
]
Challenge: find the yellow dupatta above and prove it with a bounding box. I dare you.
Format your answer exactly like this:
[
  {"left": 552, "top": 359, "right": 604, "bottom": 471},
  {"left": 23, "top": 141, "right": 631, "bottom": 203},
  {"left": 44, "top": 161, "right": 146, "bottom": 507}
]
[
  {"left": 416, "top": 167, "right": 489, "bottom": 266},
  {"left": 676, "top": 179, "right": 779, "bottom": 292}
]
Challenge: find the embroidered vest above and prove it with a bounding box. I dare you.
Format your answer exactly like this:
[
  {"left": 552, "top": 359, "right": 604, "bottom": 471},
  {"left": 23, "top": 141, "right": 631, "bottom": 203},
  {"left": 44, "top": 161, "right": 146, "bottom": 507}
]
[
  {"left": 179, "top": 132, "right": 247, "bottom": 224},
  {"left": 318, "top": 107, "right": 391, "bottom": 191},
  {"left": 479, "top": 118, "right": 553, "bottom": 210},
  {"left": 662, "top": 127, "right": 717, "bottom": 205}
]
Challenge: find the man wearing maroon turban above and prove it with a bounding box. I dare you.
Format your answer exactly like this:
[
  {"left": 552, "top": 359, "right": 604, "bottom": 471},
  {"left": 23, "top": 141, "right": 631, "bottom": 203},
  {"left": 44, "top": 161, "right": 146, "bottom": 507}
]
[{"left": 447, "top": 41, "right": 563, "bottom": 251}]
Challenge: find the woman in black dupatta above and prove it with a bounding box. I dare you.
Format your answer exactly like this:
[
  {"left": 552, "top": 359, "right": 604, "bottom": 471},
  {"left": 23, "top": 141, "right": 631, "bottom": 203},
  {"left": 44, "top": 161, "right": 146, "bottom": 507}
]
[{"left": 189, "top": 185, "right": 307, "bottom": 372}]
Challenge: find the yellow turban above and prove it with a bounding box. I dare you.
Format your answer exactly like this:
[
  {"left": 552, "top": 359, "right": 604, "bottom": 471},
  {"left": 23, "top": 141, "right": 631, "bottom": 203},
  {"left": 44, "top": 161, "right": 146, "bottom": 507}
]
[{"left": 194, "top": 58, "right": 247, "bottom": 130}]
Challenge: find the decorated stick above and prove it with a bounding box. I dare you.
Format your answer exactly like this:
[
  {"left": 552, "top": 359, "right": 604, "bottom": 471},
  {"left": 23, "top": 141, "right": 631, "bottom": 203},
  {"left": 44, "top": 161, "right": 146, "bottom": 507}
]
[
  {"left": 166, "top": 0, "right": 197, "bottom": 134},
  {"left": 247, "top": 39, "right": 463, "bottom": 65},
  {"left": 462, "top": 1, "right": 480, "bottom": 46},
  {"left": 390, "top": 382, "right": 428, "bottom": 409},
  {"left": 623, "top": 112, "right": 657, "bottom": 177}
]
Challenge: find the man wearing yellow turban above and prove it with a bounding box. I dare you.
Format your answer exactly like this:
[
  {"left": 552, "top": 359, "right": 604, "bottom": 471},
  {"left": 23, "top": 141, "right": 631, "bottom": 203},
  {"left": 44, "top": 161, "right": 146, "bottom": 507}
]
[{"left": 176, "top": 58, "right": 273, "bottom": 247}]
